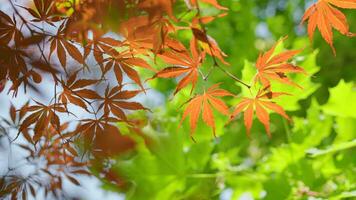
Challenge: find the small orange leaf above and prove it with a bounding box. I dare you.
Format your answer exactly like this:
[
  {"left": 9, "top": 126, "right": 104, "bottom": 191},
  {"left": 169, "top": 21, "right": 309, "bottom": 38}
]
[
  {"left": 180, "top": 84, "right": 233, "bottom": 138},
  {"left": 254, "top": 37, "right": 305, "bottom": 88},
  {"left": 230, "top": 87, "right": 290, "bottom": 137}
]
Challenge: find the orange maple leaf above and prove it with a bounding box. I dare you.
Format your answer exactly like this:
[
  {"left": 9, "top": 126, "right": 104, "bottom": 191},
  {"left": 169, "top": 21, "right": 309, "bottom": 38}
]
[
  {"left": 301, "top": 0, "right": 356, "bottom": 54},
  {"left": 153, "top": 40, "right": 205, "bottom": 95},
  {"left": 254, "top": 37, "right": 306, "bottom": 88},
  {"left": 230, "top": 87, "right": 290, "bottom": 137},
  {"left": 180, "top": 84, "right": 233, "bottom": 138}
]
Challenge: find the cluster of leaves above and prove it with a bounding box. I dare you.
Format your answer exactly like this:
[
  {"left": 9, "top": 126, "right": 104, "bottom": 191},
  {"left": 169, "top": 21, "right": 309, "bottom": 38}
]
[
  {"left": 301, "top": 0, "right": 356, "bottom": 54},
  {"left": 0, "top": 0, "right": 355, "bottom": 199},
  {"left": 0, "top": 103, "right": 89, "bottom": 199},
  {"left": 104, "top": 80, "right": 355, "bottom": 200}
]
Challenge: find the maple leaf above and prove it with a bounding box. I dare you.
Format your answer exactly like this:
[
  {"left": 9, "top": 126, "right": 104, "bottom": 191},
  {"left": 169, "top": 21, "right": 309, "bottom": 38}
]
[
  {"left": 20, "top": 0, "right": 60, "bottom": 24},
  {"left": 59, "top": 71, "right": 101, "bottom": 111},
  {"left": 153, "top": 40, "right": 204, "bottom": 95},
  {"left": 76, "top": 115, "right": 124, "bottom": 144},
  {"left": 49, "top": 22, "right": 84, "bottom": 70},
  {"left": 301, "top": 0, "right": 356, "bottom": 54},
  {"left": 103, "top": 49, "right": 154, "bottom": 90},
  {"left": 0, "top": 46, "right": 31, "bottom": 94},
  {"left": 120, "top": 16, "right": 175, "bottom": 54},
  {"left": 84, "top": 31, "right": 122, "bottom": 68},
  {"left": 0, "top": 10, "right": 24, "bottom": 44},
  {"left": 98, "top": 85, "right": 148, "bottom": 122},
  {"left": 180, "top": 84, "right": 233, "bottom": 138},
  {"left": 230, "top": 87, "right": 290, "bottom": 137},
  {"left": 254, "top": 37, "right": 306, "bottom": 88},
  {"left": 20, "top": 102, "right": 67, "bottom": 143}
]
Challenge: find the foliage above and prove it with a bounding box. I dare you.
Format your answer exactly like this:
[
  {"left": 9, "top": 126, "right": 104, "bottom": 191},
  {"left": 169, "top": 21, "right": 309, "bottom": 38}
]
[{"left": 0, "top": 0, "right": 355, "bottom": 200}]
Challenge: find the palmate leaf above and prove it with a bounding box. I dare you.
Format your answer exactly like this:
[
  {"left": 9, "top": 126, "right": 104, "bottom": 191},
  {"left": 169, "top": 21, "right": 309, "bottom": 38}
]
[
  {"left": 254, "top": 36, "right": 306, "bottom": 89},
  {"left": 301, "top": 0, "right": 356, "bottom": 54},
  {"left": 104, "top": 49, "right": 154, "bottom": 90},
  {"left": 98, "top": 85, "right": 148, "bottom": 122},
  {"left": 152, "top": 39, "right": 204, "bottom": 95},
  {"left": 230, "top": 87, "right": 290, "bottom": 137},
  {"left": 0, "top": 10, "right": 24, "bottom": 44},
  {"left": 59, "top": 71, "right": 101, "bottom": 111},
  {"left": 180, "top": 84, "right": 233, "bottom": 138},
  {"left": 49, "top": 22, "right": 84, "bottom": 70},
  {"left": 20, "top": 0, "right": 60, "bottom": 23},
  {"left": 19, "top": 101, "right": 67, "bottom": 143}
]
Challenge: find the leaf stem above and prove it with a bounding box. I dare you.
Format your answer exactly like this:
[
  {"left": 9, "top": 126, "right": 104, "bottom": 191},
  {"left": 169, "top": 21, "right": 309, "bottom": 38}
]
[{"left": 215, "top": 65, "right": 251, "bottom": 89}]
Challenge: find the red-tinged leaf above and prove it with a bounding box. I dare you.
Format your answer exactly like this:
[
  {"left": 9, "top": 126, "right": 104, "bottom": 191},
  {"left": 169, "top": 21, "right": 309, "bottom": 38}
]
[
  {"left": 22, "top": 188, "right": 27, "bottom": 200},
  {"left": 153, "top": 67, "right": 190, "bottom": 78},
  {"left": 100, "top": 37, "right": 122, "bottom": 46},
  {"left": 124, "top": 57, "right": 155, "bottom": 71},
  {"left": 158, "top": 51, "right": 192, "bottom": 66},
  {"left": 10, "top": 104, "right": 16, "bottom": 122},
  {"left": 0, "top": 79, "right": 6, "bottom": 92},
  {"left": 99, "top": 86, "right": 146, "bottom": 121},
  {"left": 112, "top": 90, "right": 141, "bottom": 99},
  {"left": 65, "top": 144, "right": 78, "bottom": 156},
  {"left": 75, "top": 89, "right": 101, "bottom": 99},
  {"left": 121, "top": 64, "right": 144, "bottom": 90},
  {"left": 71, "top": 170, "right": 91, "bottom": 175},
  {"left": 114, "top": 64, "right": 123, "bottom": 85},
  {"left": 19, "top": 112, "right": 42, "bottom": 132},
  {"left": 63, "top": 41, "right": 83, "bottom": 64},
  {"left": 111, "top": 106, "right": 128, "bottom": 121},
  {"left": 66, "top": 175, "right": 80, "bottom": 186},
  {"left": 29, "top": 184, "right": 36, "bottom": 197},
  {"left": 57, "top": 41, "right": 67, "bottom": 69},
  {"left": 70, "top": 79, "right": 98, "bottom": 89},
  {"left": 30, "top": 70, "right": 42, "bottom": 83},
  {"left": 49, "top": 39, "right": 57, "bottom": 59},
  {"left": 18, "top": 35, "right": 44, "bottom": 47},
  {"left": 114, "top": 101, "right": 147, "bottom": 110},
  {"left": 66, "top": 94, "right": 88, "bottom": 110}
]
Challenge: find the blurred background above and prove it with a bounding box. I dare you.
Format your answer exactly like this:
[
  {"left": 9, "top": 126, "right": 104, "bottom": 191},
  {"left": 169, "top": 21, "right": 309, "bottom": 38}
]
[{"left": 1, "top": 0, "right": 355, "bottom": 199}]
